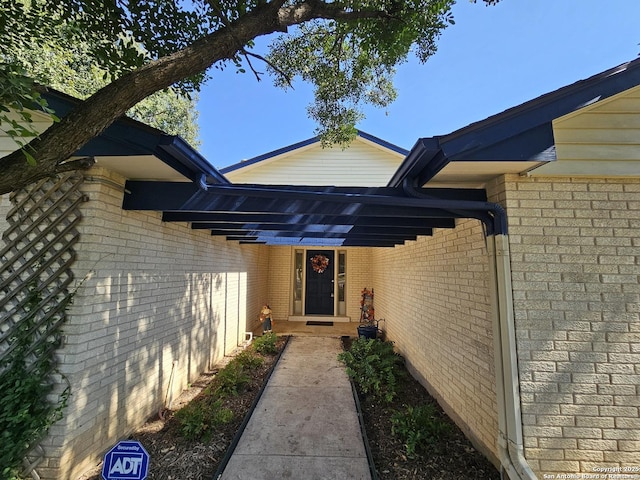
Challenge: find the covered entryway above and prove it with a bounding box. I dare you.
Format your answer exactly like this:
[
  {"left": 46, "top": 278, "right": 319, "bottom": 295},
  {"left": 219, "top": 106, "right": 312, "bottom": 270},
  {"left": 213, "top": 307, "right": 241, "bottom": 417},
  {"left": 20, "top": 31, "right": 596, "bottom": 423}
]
[{"left": 122, "top": 180, "right": 500, "bottom": 325}]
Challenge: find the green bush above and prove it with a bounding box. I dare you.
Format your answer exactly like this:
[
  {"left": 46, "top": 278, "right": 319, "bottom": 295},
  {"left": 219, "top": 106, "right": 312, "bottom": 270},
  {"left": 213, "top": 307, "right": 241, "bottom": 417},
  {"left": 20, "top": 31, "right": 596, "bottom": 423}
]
[
  {"left": 391, "top": 403, "right": 451, "bottom": 457},
  {"left": 175, "top": 398, "right": 233, "bottom": 441},
  {"left": 215, "top": 360, "right": 250, "bottom": 397},
  {"left": 338, "top": 338, "right": 403, "bottom": 403},
  {"left": 235, "top": 349, "right": 263, "bottom": 370},
  {"left": 253, "top": 332, "right": 277, "bottom": 355}
]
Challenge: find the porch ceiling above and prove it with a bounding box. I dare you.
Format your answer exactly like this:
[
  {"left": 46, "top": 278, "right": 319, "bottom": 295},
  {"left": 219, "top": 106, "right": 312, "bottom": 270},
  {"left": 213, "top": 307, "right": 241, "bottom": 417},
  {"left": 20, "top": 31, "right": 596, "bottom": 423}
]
[{"left": 123, "top": 180, "right": 487, "bottom": 247}]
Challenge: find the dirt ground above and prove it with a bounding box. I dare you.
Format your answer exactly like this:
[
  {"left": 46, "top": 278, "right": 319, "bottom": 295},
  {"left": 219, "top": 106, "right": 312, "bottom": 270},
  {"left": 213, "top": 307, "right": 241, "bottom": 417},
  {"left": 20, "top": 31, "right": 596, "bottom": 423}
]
[{"left": 78, "top": 335, "right": 499, "bottom": 479}]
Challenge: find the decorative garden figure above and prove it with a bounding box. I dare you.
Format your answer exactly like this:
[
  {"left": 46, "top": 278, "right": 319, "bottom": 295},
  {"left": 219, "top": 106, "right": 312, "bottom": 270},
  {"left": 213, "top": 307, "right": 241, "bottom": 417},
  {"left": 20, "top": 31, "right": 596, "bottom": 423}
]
[{"left": 260, "top": 304, "right": 273, "bottom": 334}]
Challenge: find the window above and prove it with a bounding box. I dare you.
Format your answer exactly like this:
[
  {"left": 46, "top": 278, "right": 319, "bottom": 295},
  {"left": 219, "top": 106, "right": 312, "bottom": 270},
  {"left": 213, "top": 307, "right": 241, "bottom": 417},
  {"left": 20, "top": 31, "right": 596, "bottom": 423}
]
[
  {"left": 293, "top": 250, "right": 303, "bottom": 314},
  {"left": 338, "top": 251, "right": 346, "bottom": 315}
]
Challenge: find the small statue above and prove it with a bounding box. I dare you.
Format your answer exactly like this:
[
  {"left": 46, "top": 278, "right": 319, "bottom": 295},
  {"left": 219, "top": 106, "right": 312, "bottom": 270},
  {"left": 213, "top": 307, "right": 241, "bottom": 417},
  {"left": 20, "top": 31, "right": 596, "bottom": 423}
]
[{"left": 260, "top": 304, "right": 273, "bottom": 334}]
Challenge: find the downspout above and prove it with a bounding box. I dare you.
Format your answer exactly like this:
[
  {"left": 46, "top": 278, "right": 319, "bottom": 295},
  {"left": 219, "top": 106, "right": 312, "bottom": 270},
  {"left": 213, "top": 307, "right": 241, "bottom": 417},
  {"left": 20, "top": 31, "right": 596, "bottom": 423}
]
[
  {"left": 488, "top": 235, "right": 537, "bottom": 480},
  {"left": 402, "top": 180, "right": 536, "bottom": 480}
]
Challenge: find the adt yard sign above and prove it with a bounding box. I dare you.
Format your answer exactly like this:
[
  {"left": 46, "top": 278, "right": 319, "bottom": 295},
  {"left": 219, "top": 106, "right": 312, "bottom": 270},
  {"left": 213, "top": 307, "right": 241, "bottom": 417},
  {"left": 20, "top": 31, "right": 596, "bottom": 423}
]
[{"left": 101, "top": 440, "right": 149, "bottom": 480}]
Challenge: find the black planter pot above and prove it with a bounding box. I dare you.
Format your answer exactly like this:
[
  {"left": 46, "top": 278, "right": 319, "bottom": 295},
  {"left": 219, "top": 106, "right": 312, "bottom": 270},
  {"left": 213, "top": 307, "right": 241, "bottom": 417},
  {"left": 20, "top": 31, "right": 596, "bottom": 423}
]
[{"left": 357, "top": 324, "right": 378, "bottom": 340}]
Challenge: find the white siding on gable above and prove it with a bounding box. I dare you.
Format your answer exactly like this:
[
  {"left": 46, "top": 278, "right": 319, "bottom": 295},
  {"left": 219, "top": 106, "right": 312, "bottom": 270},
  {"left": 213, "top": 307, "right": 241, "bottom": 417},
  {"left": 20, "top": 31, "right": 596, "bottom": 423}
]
[
  {"left": 225, "top": 137, "right": 405, "bottom": 186},
  {"left": 0, "top": 110, "right": 53, "bottom": 157},
  {"left": 537, "top": 86, "right": 640, "bottom": 176}
]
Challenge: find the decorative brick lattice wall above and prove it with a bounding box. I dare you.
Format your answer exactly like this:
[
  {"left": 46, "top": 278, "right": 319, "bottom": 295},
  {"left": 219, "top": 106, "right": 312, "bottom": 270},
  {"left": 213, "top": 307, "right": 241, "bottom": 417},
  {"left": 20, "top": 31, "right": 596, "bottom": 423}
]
[{"left": 0, "top": 173, "right": 85, "bottom": 478}]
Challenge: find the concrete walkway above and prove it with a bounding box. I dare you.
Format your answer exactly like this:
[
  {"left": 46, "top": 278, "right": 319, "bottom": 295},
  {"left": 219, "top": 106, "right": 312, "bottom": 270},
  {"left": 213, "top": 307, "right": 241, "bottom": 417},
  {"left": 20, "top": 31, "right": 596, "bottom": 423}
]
[{"left": 219, "top": 336, "right": 372, "bottom": 480}]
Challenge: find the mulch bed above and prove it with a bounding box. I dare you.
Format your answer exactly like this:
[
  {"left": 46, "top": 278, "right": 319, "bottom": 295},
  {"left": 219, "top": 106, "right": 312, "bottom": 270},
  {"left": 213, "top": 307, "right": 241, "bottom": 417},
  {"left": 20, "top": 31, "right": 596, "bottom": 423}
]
[
  {"left": 78, "top": 335, "right": 499, "bottom": 480},
  {"left": 78, "top": 336, "right": 288, "bottom": 480},
  {"left": 342, "top": 336, "right": 501, "bottom": 480}
]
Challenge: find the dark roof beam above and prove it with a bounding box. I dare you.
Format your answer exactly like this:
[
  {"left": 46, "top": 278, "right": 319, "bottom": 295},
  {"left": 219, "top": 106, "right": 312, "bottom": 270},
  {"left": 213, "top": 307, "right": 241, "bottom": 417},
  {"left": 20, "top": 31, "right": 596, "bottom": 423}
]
[
  {"left": 231, "top": 236, "right": 403, "bottom": 247},
  {"left": 192, "top": 222, "right": 434, "bottom": 236},
  {"left": 209, "top": 229, "right": 424, "bottom": 240},
  {"left": 124, "top": 181, "right": 487, "bottom": 211},
  {"left": 163, "top": 212, "right": 456, "bottom": 229}
]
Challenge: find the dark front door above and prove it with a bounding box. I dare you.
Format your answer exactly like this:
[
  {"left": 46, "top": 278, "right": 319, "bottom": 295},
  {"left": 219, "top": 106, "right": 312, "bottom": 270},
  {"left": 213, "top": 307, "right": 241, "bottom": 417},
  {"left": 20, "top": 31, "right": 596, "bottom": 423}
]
[{"left": 305, "top": 250, "right": 335, "bottom": 315}]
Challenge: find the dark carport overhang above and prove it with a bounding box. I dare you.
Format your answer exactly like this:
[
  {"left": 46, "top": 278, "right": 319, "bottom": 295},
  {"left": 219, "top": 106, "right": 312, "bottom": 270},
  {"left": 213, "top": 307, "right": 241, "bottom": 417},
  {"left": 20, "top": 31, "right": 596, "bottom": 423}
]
[
  {"left": 43, "top": 90, "right": 502, "bottom": 245},
  {"left": 119, "top": 60, "right": 640, "bottom": 245},
  {"left": 122, "top": 178, "right": 503, "bottom": 247}
]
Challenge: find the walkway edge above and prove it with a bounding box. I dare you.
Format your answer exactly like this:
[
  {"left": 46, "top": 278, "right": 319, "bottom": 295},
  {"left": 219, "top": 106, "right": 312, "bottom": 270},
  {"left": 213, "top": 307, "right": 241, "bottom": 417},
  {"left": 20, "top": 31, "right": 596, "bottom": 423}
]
[
  {"left": 344, "top": 337, "right": 379, "bottom": 480},
  {"left": 213, "top": 335, "right": 291, "bottom": 480}
]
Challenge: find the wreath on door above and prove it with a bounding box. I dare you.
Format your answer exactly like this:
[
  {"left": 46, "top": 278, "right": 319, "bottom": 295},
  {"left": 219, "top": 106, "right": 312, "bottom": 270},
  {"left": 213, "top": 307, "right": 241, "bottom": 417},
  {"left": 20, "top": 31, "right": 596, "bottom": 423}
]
[{"left": 310, "top": 254, "right": 329, "bottom": 274}]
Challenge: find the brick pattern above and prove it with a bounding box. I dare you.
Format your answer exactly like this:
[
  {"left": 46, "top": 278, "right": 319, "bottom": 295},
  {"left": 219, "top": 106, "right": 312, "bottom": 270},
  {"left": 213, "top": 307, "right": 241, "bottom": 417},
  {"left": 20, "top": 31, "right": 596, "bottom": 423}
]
[
  {"left": 0, "top": 193, "right": 10, "bottom": 229},
  {"left": 493, "top": 175, "right": 640, "bottom": 475},
  {"left": 371, "top": 219, "right": 499, "bottom": 463},
  {"left": 266, "top": 246, "right": 294, "bottom": 322},
  {"left": 37, "top": 168, "right": 269, "bottom": 479}
]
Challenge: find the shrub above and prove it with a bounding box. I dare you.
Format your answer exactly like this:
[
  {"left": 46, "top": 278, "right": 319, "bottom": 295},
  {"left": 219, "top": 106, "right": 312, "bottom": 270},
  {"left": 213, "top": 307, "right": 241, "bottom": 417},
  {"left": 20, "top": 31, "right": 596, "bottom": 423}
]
[
  {"left": 253, "top": 332, "right": 277, "bottom": 355},
  {"left": 338, "top": 338, "right": 403, "bottom": 402},
  {"left": 235, "top": 349, "right": 263, "bottom": 370},
  {"left": 391, "top": 403, "right": 452, "bottom": 457},
  {"left": 215, "top": 360, "right": 250, "bottom": 397},
  {"left": 175, "top": 398, "right": 233, "bottom": 441}
]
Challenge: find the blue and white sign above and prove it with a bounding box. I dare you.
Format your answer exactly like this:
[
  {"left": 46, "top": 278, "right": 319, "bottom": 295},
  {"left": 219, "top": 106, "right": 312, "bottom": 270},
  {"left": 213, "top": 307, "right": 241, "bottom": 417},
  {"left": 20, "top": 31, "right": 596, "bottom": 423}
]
[{"left": 101, "top": 440, "right": 149, "bottom": 480}]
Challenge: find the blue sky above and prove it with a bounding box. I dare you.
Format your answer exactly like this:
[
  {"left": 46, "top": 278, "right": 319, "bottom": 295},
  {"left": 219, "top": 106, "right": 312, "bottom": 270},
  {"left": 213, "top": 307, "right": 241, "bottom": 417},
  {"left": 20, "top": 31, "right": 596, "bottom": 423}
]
[{"left": 197, "top": 0, "right": 640, "bottom": 169}]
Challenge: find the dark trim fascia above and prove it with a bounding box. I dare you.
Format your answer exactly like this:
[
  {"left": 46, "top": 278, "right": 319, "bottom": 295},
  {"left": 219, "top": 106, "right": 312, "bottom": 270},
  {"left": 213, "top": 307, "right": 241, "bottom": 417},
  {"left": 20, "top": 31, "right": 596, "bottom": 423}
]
[
  {"left": 440, "top": 58, "right": 640, "bottom": 155},
  {"left": 393, "top": 58, "right": 640, "bottom": 186},
  {"left": 387, "top": 137, "right": 442, "bottom": 187},
  {"left": 357, "top": 130, "right": 409, "bottom": 155},
  {"left": 221, "top": 130, "right": 408, "bottom": 174},
  {"left": 220, "top": 137, "right": 319, "bottom": 174},
  {"left": 42, "top": 89, "right": 225, "bottom": 182},
  {"left": 156, "top": 136, "right": 229, "bottom": 184}
]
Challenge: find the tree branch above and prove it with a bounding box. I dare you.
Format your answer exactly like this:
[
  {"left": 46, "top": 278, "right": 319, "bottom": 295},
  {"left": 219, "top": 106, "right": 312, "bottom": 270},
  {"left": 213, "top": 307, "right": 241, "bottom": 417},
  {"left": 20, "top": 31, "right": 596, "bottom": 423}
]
[
  {"left": 277, "top": 0, "right": 393, "bottom": 27},
  {"left": 55, "top": 157, "right": 95, "bottom": 174},
  {"left": 242, "top": 50, "right": 294, "bottom": 88},
  {"left": 0, "top": 0, "right": 400, "bottom": 194}
]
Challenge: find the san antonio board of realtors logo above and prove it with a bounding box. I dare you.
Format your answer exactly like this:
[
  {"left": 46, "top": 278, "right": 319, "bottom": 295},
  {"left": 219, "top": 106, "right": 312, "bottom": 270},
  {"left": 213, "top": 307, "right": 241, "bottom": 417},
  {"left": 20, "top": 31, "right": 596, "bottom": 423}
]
[{"left": 101, "top": 440, "right": 149, "bottom": 480}]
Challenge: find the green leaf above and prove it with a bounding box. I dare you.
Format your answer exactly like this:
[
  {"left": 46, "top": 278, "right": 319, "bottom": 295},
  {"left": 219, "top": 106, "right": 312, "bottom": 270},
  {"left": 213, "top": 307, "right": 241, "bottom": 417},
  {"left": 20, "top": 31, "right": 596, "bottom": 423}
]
[{"left": 24, "top": 149, "right": 37, "bottom": 166}]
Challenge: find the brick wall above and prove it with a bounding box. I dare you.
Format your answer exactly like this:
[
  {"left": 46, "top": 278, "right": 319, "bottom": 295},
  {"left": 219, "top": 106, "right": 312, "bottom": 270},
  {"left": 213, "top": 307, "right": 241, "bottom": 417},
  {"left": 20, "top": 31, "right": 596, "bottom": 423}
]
[
  {"left": 345, "top": 248, "right": 374, "bottom": 321},
  {"left": 36, "top": 168, "right": 269, "bottom": 479},
  {"left": 492, "top": 174, "right": 640, "bottom": 476},
  {"left": 0, "top": 193, "right": 10, "bottom": 230},
  {"left": 371, "top": 219, "right": 499, "bottom": 465},
  {"left": 266, "top": 246, "right": 293, "bottom": 323}
]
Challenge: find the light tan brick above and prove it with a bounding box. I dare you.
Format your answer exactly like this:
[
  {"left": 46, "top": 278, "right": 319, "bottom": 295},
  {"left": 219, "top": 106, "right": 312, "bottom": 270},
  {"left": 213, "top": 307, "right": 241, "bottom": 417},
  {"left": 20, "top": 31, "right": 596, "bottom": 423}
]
[
  {"left": 576, "top": 439, "right": 617, "bottom": 450},
  {"left": 575, "top": 416, "right": 615, "bottom": 428},
  {"left": 618, "top": 440, "right": 640, "bottom": 452},
  {"left": 615, "top": 417, "right": 640, "bottom": 429},
  {"left": 526, "top": 448, "right": 565, "bottom": 459},
  {"left": 538, "top": 438, "right": 577, "bottom": 449},
  {"left": 603, "top": 451, "right": 640, "bottom": 463},
  {"left": 563, "top": 449, "right": 604, "bottom": 461},
  {"left": 603, "top": 429, "right": 640, "bottom": 440},
  {"left": 539, "top": 460, "right": 580, "bottom": 471}
]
